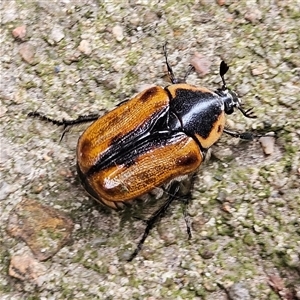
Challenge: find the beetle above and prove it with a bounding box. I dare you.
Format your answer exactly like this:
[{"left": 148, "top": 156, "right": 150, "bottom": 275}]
[{"left": 29, "top": 45, "right": 259, "bottom": 261}]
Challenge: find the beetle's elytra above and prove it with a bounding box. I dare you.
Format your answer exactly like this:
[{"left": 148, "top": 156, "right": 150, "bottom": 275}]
[{"left": 29, "top": 45, "right": 258, "bottom": 260}]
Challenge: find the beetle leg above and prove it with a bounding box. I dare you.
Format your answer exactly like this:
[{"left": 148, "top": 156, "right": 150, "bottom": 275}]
[
  {"left": 183, "top": 64, "right": 195, "bottom": 82},
  {"left": 179, "top": 173, "right": 197, "bottom": 240},
  {"left": 223, "top": 128, "right": 263, "bottom": 140},
  {"left": 127, "top": 183, "right": 180, "bottom": 261},
  {"left": 238, "top": 106, "right": 257, "bottom": 119},
  {"left": 28, "top": 111, "right": 100, "bottom": 141},
  {"left": 183, "top": 200, "right": 192, "bottom": 239},
  {"left": 163, "top": 43, "right": 178, "bottom": 84},
  {"left": 28, "top": 111, "right": 100, "bottom": 127},
  {"left": 163, "top": 44, "right": 194, "bottom": 84}
]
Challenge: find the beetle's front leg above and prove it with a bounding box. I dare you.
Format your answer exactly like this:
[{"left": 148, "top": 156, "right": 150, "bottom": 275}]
[{"left": 223, "top": 128, "right": 263, "bottom": 141}]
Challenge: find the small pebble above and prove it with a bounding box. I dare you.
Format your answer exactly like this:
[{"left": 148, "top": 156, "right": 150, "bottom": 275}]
[
  {"left": 112, "top": 25, "right": 124, "bottom": 42},
  {"left": 251, "top": 65, "right": 266, "bottom": 76},
  {"left": 259, "top": 135, "right": 275, "bottom": 155},
  {"left": 50, "top": 25, "right": 65, "bottom": 43},
  {"left": 228, "top": 282, "right": 251, "bottom": 300},
  {"left": 190, "top": 52, "right": 211, "bottom": 77},
  {"left": 245, "top": 8, "right": 262, "bottom": 24},
  {"left": 78, "top": 40, "right": 92, "bottom": 56},
  {"left": 217, "top": 0, "right": 226, "bottom": 5},
  {"left": 19, "top": 42, "right": 36, "bottom": 64},
  {"left": 129, "top": 13, "right": 140, "bottom": 26},
  {"left": 0, "top": 104, "right": 8, "bottom": 118},
  {"left": 12, "top": 25, "right": 26, "bottom": 40},
  {"left": 108, "top": 265, "right": 118, "bottom": 275}
]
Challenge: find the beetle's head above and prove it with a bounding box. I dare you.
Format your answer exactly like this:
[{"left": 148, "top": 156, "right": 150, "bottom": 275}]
[
  {"left": 221, "top": 89, "right": 241, "bottom": 115},
  {"left": 218, "top": 61, "right": 256, "bottom": 119}
]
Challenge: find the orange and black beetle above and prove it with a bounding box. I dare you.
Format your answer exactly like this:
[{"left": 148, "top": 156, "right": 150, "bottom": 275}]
[{"left": 29, "top": 45, "right": 258, "bottom": 260}]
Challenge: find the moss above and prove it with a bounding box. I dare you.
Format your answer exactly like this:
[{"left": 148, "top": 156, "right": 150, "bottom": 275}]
[
  {"left": 126, "top": 50, "right": 141, "bottom": 66},
  {"left": 27, "top": 296, "right": 40, "bottom": 300},
  {"left": 60, "top": 283, "right": 76, "bottom": 299},
  {"left": 194, "top": 286, "right": 207, "bottom": 297},
  {"left": 128, "top": 276, "right": 143, "bottom": 288},
  {"left": 72, "top": 248, "right": 85, "bottom": 263},
  {"left": 0, "top": 282, "right": 12, "bottom": 294},
  {"left": 2, "top": 0, "right": 300, "bottom": 299},
  {"left": 121, "top": 70, "right": 139, "bottom": 87},
  {"left": 217, "top": 223, "right": 235, "bottom": 237},
  {"left": 243, "top": 233, "right": 255, "bottom": 246}
]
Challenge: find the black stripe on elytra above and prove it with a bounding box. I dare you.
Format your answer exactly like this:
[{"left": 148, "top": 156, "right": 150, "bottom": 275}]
[
  {"left": 98, "top": 130, "right": 185, "bottom": 172},
  {"left": 86, "top": 106, "right": 170, "bottom": 177}
]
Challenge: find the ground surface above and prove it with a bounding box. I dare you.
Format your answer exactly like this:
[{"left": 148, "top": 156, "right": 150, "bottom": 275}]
[{"left": 1, "top": 1, "right": 299, "bottom": 299}]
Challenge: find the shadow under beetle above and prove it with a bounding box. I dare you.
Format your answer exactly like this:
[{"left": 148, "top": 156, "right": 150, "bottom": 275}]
[{"left": 29, "top": 45, "right": 260, "bottom": 261}]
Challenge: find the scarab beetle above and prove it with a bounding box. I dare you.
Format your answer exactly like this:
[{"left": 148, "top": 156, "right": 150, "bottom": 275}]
[{"left": 29, "top": 45, "right": 259, "bottom": 260}]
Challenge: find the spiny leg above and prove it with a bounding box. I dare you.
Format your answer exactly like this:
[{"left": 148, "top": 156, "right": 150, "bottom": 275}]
[
  {"left": 183, "top": 64, "right": 195, "bottom": 83},
  {"left": 28, "top": 111, "right": 100, "bottom": 127},
  {"left": 28, "top": 111, "right": 100, "bottom": 140},
  {"left": 127, "top": 183, "right": 181, "bottom": 261},
  {"left": 179, "top": 173, "right": 197, "bottom": 240},
  {"left": 223, "top": 128, "right": 263, "bottom": 140},
  {"left": 163, "top": 43, "right": 194, "bottom": 84},
  {"left": 238, "top": 106, "right": 257, "bottom": 118},
  {"left": 183, "top": 199, "right": 192, "bottom": 239},
  {"left": 163, "top": 43, "right": 178, "bottom": 84}
]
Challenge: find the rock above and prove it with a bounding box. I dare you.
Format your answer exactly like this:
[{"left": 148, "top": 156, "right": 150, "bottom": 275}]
[
  {"left": 190, "top": 52, "right": 211, "bottom": 77},
  {"left": 7, "top": 198, "right": 74, "bottom": 261},
  {"left": 9, "top": 254, "right": 47, "bottom": 285},
  {"left": 49, "top": 25, "right": 65, "bottom": 43},
  {"left": 217, "top": 0, "right": 226, "bottom": 5},
  {"left": 0, "top": 104, "right": 8, "bottom": 118},
  {"left": 245, "top": 7, "right": 263, "bottom": 24},
  {"left": 78, "top": 39, "right": 92, "bottom": 56},
  {"left": 259, "top": 135, "right": 275, "bottom": 155},
  {"left": 12, "top": 25, "right": 26, "bottom": 40},
  {"left": 19, "top": 42, "right": 36, "bottom": 64},
  {"left": 251, "top": 65, "right": 266, "bottom": 76},
  {"left": 228, "top": 282, "right": 251, "bottom": 300},
  {"left": 112, "top": 25, "right": 124, "bottom": 42}
]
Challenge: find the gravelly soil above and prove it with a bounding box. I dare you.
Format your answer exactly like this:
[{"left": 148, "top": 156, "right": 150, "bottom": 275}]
[{"left": 1, "top": 1, "right": 299, "bottom": 299}]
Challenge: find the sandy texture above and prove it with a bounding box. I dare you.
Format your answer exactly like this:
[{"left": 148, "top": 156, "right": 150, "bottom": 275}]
[{"left": 1, "top": 1, "right": 299, "bottom": 299}]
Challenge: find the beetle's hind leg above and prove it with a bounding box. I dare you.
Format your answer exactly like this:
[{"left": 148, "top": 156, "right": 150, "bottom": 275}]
[
  {"left": 178, "top": 173, "right": 198, "bottom": 240},
  {"left": 182, "top": 195, "right": 192, "bottom": 239},
  {"left": 127, "top": 183, "right": 181, "bottom": 261}
]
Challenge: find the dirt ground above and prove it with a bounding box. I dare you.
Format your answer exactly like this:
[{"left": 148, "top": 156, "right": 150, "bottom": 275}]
[{"left": 1, "top": 1, "right": 299, "bottom": 299}]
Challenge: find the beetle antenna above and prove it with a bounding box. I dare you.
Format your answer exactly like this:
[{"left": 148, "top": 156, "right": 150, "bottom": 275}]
[{"left": 220, "top": 61, "right": 229, "bottom": 90}]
